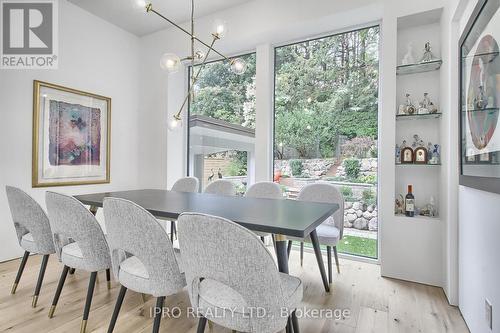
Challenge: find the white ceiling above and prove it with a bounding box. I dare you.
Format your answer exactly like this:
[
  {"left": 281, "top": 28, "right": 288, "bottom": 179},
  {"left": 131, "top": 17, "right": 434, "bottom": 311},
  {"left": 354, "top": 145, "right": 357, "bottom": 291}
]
[{"left": 67, "top": 0, "right": 253, "bottom": 37}]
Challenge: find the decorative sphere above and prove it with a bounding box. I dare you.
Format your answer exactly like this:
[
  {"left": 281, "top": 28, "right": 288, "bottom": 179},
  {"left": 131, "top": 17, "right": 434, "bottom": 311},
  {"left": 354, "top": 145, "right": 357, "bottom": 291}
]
[
  {"left": 230, "top": 58, "right": 247, "bottom": 75},
  {"left": 160, "top": 53, "right": 181, "bottom": 72}
]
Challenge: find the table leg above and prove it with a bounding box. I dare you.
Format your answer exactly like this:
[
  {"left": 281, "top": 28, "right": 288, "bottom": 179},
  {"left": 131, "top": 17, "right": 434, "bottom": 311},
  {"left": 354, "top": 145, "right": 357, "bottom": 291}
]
[
  {"left": 275, "top": 234, "right": 292, "bottom": 332},
  {"left": 89, "top": 205, "right": 98, "bottom": 216},
  {"left": 310, "top": 230, "right": 330, "bottom": 292},
  {"left": 274, "top": 234, "right": 289, "bottom": 274}
]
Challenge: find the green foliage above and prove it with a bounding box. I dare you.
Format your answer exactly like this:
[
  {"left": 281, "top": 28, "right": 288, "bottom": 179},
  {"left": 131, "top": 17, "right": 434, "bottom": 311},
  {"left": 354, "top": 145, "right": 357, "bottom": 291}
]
[
  {"left": 344, "top": 159, "right": 361, "bottom": 180},
  {"left": 362, "top": 189, "right": 377, "bottom": 205},
  {"left": 340, "top": 186, "right": 353, "bottom": 199},
  {"left": 289, "top": 159, "right": 303, "bottom": 177},
  {"left": 358, "top": 174, "right": 377, "bottom": 184},
  {"left": 274, "top": 27, "right": 379, "bottom": 159},
  {"left": 225, "top": 152, "right": 247, "bottom": 176},
  {"left": 342, "top": 136, "right": 377, "bottom": 158},
  {"left": 190, "top": 53, "right": 256, "bottom": 128}
]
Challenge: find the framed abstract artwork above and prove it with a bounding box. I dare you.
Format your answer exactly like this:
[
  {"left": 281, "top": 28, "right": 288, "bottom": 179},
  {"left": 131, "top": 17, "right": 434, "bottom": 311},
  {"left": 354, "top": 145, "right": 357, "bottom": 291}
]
[
  {"left": 32, "top": 80, "right": 111, "bottom": 187},
  {"left": 459, "top": 0, "right": 500, "bottom": 194}
]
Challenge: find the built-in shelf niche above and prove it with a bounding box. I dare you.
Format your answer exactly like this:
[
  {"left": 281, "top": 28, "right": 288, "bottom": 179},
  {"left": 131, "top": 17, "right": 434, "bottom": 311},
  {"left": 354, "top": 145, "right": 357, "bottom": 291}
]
[{"left": 395, "top": 8, "right": 443, "bottom": 219}]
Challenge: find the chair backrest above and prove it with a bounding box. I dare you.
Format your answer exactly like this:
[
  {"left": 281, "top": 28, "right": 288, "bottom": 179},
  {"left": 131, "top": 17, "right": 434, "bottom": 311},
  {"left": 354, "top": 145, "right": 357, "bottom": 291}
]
[
  {"left": 5, "top": 186, "right": 55, "bottom": 255},
  {"left": 45, "top": 192, "right": 110, "bottom": 271},
  {"left": 103, "top": 198, "right": 185, "bottom": 296},
  {"left": 298, "top": 182, "right": 345, "bottom": 239},
  {"left": 245, "top": 181, "right": 283, "bottom": 199},
  {"left": 204, "top": 179, "right": 235, "bottom": 196},
  {"left": 178, "top": 212, "right": 288, "bottom": 332},
  {"left": 171, "top": 177, "right": 199, "bottom": 193}
]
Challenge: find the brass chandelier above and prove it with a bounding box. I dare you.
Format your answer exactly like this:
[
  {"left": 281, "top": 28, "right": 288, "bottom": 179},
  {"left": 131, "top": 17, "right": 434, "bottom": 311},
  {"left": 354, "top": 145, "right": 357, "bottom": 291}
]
[{"left": 135, "top": 0, "right": 247, "bottom": 130}]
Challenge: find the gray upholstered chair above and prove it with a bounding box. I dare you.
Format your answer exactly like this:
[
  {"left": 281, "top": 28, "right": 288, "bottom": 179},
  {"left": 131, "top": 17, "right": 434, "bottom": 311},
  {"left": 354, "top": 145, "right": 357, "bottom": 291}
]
[
  {"left": 168, "top": 176, "right": 200, "bottom": 241},
  {"left": 178, "top": 212, "right": 303, "bottom": 333},
  {"left": 5, "top": 186, "right": 56, "bottom": 307},
  {"left": 245, "top": 182, "right": 283, "bottom": 242},
  {"left": 103, "top": 197, "right": 186, "bottom": 333},
  {"left": 204, "top": 179, "right": 236, "bottom": 196},
  {"left": 171, "top": 176, "right": 199, "bottom": 193},
  {"left": 293, "top": 183, "right": 344, "bottom": 284},
  {"left": 45, "top": 192, "right": 112, "bottom": 333}
]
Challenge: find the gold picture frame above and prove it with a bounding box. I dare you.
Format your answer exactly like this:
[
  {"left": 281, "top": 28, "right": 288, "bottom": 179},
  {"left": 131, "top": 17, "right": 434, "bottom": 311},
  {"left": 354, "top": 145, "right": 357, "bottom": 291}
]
[{"left": 32, "top": 80, "right": 111, "bottom": 187}]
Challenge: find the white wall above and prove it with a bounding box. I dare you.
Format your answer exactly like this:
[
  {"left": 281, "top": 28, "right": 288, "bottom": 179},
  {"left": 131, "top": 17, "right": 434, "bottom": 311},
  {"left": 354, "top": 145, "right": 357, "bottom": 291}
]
[
  {"left": 454, "top": 1, "right": 500, "bottom": 332},
  {"left": 0, "top": 0, "right": 143, "bottom": 261}
]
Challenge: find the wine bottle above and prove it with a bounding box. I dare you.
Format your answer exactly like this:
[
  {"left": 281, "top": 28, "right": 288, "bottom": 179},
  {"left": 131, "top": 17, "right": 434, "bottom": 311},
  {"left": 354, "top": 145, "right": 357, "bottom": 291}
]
[{"left": 405, "top": 185, "right": 415, "bottom": 217}]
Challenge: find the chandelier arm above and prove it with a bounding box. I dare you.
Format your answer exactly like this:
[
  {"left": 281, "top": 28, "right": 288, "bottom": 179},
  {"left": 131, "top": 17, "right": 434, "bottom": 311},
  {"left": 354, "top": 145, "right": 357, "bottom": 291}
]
[
  {"left": 174, "top": 36, "right": 217, "bottom": 119},
  {"left": 148, "top": 6, "right": 230, "bottom": 62}
]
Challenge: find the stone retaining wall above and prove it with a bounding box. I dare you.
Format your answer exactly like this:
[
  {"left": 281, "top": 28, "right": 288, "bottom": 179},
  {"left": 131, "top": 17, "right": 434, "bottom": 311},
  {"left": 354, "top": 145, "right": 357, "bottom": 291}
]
[{"left": 344, "top": 201, "right": 378, "bottom": 231}]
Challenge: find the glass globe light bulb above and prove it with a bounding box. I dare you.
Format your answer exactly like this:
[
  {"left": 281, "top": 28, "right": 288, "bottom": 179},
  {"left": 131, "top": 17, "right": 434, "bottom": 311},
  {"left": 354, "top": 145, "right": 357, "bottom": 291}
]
[
  {"left": 212, "top": 19, "right": 227, "bottom": 38},
  {"left": 168, "top": 115, "right": 182, "bottom": 131},
  {"left": 132, "top": 0, "right": 147, "bottom": 11},
  {"left": 230, "top": 58, "right": 247, "bottom": 75},
  {"left": 160, "top": 53, "right": 181, "bottom": 72}
]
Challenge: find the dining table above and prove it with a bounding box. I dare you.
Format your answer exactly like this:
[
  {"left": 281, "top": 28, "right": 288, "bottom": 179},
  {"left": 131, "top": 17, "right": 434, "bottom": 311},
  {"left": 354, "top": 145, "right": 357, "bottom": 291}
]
[{"left": 74, "top": 188, "right": 339, "bottom": 292}]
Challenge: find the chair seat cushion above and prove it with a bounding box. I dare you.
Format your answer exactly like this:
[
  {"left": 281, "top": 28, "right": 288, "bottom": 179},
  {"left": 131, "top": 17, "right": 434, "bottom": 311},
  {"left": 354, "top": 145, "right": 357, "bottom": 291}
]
[
  {"left": 20, "top": 233, "right": 38, "bottom": 253},
  {"left": 288, "top": 224, "right": 340, "bottom": 246},
  {"left": 118, "top": 249, "right": 183, "bottom": 295},
  {"left": 198, "top": 273, "right": 302, "bottom": 332}
]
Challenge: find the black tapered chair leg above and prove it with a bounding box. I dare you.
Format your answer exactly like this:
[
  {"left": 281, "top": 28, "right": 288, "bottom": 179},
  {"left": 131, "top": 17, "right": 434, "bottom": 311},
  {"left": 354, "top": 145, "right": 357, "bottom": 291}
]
[
  {"left": 327, "top": 246, "right": 332, "bottom": 284},
  {"left": 106, "top": 269, "right": 111, "bottom": 289},
  {"left": 48, "top": 265, "right": 70, "bottom": 318},
  {"left": 286, "top": 317, "right": 292, "bottom": 333},
  {"left": 107, "top": 286, "right": 127, "bottom": 333},
  {"left": 152, "top": 296, "right": 165, "bottom": 333},
  {"left": 81, "top": 272, "right": 98, "bottom": 333},
  {"left": 310, "top": 230, "right": 330, "bottom": 292},
  {"left": 287, "top": 240, "right": 292, "bottom": 258},
  {"left": 197, "top": 316, "right": 207, "bottom": 333},
  {"left": 170, "top": 221, "right": 175, "bottom": 241},
  {"left": 11, "top": 251, "right": 29, "bottom": 294},
  {"left": 292, "top": 311, "right": 300, "bottom": 333},
  {"left": 69, "top": 268, "right": 76, "bottom": 275},
  {"left": 333, "top": 246, "right": 340, "bottom": 274},
  {"left": 300, "top": 242, "right": 304, "bottom": 267},
  {"left": 32, "top": 254, "right": 49, "bottom": 307}
]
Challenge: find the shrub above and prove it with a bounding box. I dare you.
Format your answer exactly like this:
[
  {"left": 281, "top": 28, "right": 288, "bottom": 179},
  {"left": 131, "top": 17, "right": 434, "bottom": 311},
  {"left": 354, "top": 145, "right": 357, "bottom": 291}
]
[
  {"left": 362, "top": 189, "right": 377, "bottom": 205},
  {"left": 289, "top": 159, "right": 303, "bottom": 177},
  {"left": 358, "top": 174, "right": 377, "bottom": 184},
  {"left": 344, "top": 159, "right": 361, "bottom": 180},
  {"left": 340, "top": 186, "right": 353, "bottom": 199}
]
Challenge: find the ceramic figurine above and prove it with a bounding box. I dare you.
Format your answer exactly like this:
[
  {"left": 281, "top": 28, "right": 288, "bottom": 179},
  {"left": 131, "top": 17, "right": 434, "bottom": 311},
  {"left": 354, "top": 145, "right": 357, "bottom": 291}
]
[
  {"left": 395, "top": 144, "right": 401, "bottom": 164},
  {"left": 412, "top": 134, "right": 423, "bottom": 148},
  {"left": 427, "top": 142, "right": 433, "bottom": 160},
  {"left": 420, "top": 41, "right": 435, "bottom": 63},
  {"left": 405, "top": 94, "right": 416, "bottom": 115},
  {"left": 429, "top": 144, "right": 441, "bottom": 164},
  {"left": 402, "top": 42, "right": 415, "bottom": 65},
  {"left": 395, "top": 194, "right": 405, "bottom": 215},
  {"left": 418, "top": 93, "right": 431, "bottom": 114},
  {"left": 401, "top": 140, "right": 408, "bottom": 149}
]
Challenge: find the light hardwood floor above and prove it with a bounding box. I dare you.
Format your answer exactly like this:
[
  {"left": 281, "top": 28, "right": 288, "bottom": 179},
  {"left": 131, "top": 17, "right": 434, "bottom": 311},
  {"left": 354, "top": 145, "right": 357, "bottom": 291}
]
[{"left": 0, "top": 249, "right": 469, "bottom": 333}]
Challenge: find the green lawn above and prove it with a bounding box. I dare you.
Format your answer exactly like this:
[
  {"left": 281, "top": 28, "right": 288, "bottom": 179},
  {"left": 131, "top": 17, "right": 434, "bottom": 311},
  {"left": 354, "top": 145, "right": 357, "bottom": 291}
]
[
  {"left": 337, "top": 235, "right": 377, "bottom": 258},
  {"left": 298, "top": 235, "right": 377, "bottom": 259}
]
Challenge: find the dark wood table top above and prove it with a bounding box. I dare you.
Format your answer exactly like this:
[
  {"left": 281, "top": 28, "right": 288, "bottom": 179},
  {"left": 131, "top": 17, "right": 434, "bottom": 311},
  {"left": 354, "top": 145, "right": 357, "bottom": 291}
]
[{"left": 74, "top": 189, "right": 339, "bottom": 238}]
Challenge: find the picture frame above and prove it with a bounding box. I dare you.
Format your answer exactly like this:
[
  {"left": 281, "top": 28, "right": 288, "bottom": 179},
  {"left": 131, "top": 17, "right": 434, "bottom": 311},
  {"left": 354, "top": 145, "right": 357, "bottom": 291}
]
[
  {"left": 401, "top": 147, "right": 414, "bottom": 164},
  {"left": 32, "top": 80, "right": 111, "bottom": 187},
  {"left": 459, "top": 0, "right": 500, "bottom": 194},
  {"left": 414, "top": 147, "right": 428, "bottom": 164}
]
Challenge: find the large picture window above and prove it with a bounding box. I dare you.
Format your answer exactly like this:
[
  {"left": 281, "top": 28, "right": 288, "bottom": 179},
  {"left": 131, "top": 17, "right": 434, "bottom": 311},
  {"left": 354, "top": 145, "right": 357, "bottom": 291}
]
[
  {"left": 188, "top": 53, "right": 256, "bottom": 194},
  {"left": 274, "top": 26, "right": 380, "bottom": 258}
]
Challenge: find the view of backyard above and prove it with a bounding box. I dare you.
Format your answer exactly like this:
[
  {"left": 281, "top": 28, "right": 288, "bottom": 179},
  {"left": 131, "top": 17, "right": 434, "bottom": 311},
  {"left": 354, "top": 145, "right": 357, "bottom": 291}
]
[
  {"left": 189, "top": 26, "right": 379, "bottom": 258},
  {"left": 274, "top": 26, "right": 380, "bottom": 258}
]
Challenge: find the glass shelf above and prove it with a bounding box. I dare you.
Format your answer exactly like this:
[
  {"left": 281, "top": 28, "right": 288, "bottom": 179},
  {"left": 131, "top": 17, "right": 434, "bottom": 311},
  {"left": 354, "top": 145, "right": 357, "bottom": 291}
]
[
  {"left": 462, "top": 51, "right": 498, "bottom": 63},
  {"left": 396, "top": 163, "right": 441, "bottom": 166},
  {"left": 396, "top": 113, "right": 442, "bottom": 120},
  {"left": 396, "top": 60, "right": 443, "bottom": 75},
  {"left": 461, "top": 107, "right": 499, "bottom": 113}
]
